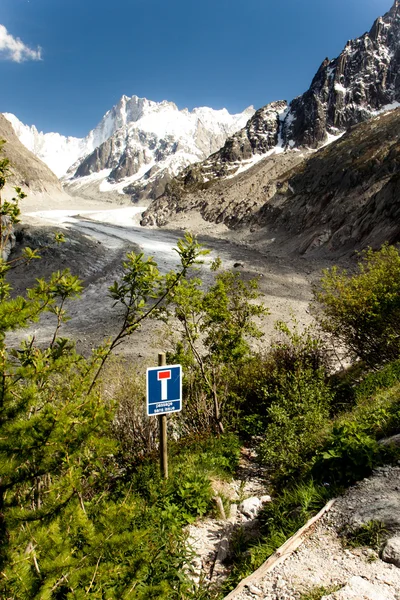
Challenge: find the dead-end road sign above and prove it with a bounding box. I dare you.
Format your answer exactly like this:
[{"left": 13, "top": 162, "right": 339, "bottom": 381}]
[{"left": 146, "top": 364, "right": 182, "bottom": 416}]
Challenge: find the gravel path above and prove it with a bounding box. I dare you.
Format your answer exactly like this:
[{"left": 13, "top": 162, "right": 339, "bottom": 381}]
[
  {"left": 187, "top": 447, "right": 270, "bottom": 587},
  {"left": 230, "top": 466, "right": 400, "bottom": 600}
]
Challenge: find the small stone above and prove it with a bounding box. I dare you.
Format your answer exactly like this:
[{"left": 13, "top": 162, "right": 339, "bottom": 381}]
[
  {"left": 247, "top": 583, "right": 262, "bottom": 595},
  {"left": 382, "top": 536, "right": 400, "bottom": 568},
  {"left": 260, "top": 494, "right": 272, "bottom": 504}
]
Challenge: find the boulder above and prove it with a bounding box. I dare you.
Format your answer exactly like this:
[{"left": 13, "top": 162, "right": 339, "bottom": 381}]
[
  {"left": 378, "top": 434, "right": 400, "bottom": 448},
  {"left": 238, "top": 497, "right": 262, "bottom": 519},
  {"left": 382, "top": 536, "right": 400, "bottom": 568}
]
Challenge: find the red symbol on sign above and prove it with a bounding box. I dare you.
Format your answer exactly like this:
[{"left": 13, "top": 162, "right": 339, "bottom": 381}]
[{"left": 157, "top": 370, "right": 171, "bottom": 400}]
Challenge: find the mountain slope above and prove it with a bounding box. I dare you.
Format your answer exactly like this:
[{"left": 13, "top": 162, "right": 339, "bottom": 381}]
[
  {"left": 0, "top": 114, "right": 65, "bottom": 197},
  {"left": 258, "top": 107, "right": 400, "bottom": 255},
  {"left": 142, "top": 107, "right": 400, "bottom": 256}
]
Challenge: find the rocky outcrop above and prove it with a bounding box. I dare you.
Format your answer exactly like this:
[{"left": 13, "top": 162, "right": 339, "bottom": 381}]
[
  {"left": 213, "top": 101, "right": 287, "bottom": 165},
  {"left": 281, "top": 0, "right": 400, "bottom": 148}
]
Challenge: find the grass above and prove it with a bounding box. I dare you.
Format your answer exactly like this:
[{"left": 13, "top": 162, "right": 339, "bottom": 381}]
[
  {"left": 342, "top": 520, "right": 388, "bottom": 552},
  {"left": 299, "top": 585, "right": 341, "bottom": 600}
]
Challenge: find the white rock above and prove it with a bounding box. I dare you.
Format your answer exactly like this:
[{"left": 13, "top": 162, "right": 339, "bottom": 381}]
[
  {"left": 247, "top": 583, "right": 262, "bottom": 595},
  {"left": 322, "top": 575, "right": 397, "bottom": 599},
  {"left": 260, "top": 494, "right": 272, "bottom": 504},
  {"left": 238, "top": 497, "right": 262, "bottom": 519},
  {"left": 382, "top": 536, "right": 400, "bottom": 568}
]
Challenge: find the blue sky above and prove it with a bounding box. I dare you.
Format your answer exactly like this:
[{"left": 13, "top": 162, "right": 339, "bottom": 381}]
[{"left": 0, "top": 0, "right": 394, "bottom": 137}]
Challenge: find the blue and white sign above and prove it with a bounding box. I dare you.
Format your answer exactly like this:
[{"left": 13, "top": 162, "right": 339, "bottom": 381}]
[{"left": 146, "top": 364, "right": 182, "bottom": 416}]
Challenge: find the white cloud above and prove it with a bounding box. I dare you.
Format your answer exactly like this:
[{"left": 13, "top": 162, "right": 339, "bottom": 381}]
[{"left": 0, "top": 24, "right": 42, "bottom": 63}]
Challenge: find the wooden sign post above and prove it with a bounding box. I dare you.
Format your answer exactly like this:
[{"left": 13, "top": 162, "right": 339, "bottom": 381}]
[
  {"left": 146, "top": 354, "right": 182, "bottom": 480},
  {"left": 158, "top": 352, "right": 168, "bottom": 479}
]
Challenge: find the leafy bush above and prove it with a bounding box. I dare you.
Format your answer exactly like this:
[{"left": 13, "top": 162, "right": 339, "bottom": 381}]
[
  {"left": 313, "top": 421, "right": 382, "bottom": 485},
  {"left": 229, "top": 322, "right": 330, "bottom": 440},
  {"left": 167, "top": 472, "right": 213, "bottom": 522},
  {"left": 314, "top": 244, "right": 400, "bottom": 366},
  {"left": 258, "top": 365, "right": 332, "bottom": 482}
]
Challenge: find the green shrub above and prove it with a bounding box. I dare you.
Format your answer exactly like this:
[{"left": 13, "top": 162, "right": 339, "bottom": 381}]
[
  {"left": 259, "top": 366, "right": 332, "bottom": 482},
  {"left": 314, "top": 244, "right": 400, "bottom": 366},
  {"left": 165, "top": 265, "right": 268, "bottom": 434},
  {"left": 167, "top": 472, "right": 213, "bottom": 522},
  {"left": 313, "top": 421, "right": 382, "bottom": 485}
]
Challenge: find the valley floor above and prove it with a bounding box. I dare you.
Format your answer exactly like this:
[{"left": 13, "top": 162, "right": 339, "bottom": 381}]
[{"left": 11, "top": 193, "right": 342, "bottom": 365}]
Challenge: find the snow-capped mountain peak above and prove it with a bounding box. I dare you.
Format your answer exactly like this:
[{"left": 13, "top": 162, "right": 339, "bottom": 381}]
[{"left": 4, "top": 95, "right": 255, "bottom": 200}]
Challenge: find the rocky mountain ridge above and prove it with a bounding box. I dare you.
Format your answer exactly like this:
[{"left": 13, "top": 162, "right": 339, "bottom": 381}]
[
  {"left": 159, "top": 0, "right": 400, "bottom": 191},
  {"left": 281, "top": 0, "right": 400, "bottom": 148}
]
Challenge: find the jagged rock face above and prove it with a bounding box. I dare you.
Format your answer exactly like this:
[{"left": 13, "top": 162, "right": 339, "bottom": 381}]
[
  {"left": 216, "top": 101, "right": 287, "bottom": 163},
  {"left": 282, "top": 0, "right": 400, "bottom": 147}
]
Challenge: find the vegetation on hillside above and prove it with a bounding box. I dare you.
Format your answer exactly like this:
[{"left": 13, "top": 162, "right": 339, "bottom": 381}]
[{"left": 0, "top": 145, "right": 399, "bottom": 598}]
